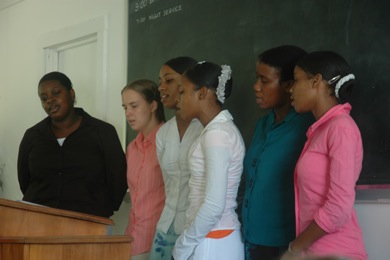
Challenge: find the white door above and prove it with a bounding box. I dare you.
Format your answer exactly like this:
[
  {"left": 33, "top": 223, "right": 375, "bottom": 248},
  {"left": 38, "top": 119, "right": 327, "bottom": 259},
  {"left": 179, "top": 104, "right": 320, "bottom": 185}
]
[
  {"left": 39, "top": 16, "right": 108, "bottom": 120},
  {"left": 58, "top": 39, "right": 97, "bottom": 116}
]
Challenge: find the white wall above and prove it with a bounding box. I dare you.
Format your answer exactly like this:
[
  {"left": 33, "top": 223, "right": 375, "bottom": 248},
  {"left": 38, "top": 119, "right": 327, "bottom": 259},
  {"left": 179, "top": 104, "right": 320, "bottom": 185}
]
[
  {"left": 355, "top": 201, "right": 390, "bottom": 260},
  {"left": 0, "top": 0, "right": 130, "bottom": 234},
  {"left": 0, "top": 2, "right": 7, "bottom": 198}
]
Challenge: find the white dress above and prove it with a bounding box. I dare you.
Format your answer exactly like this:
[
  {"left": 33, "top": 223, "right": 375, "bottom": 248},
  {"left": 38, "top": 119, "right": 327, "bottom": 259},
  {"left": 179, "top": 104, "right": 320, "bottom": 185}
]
[{"left": 173, "top": 110, "right": 245, "bottom": 260}]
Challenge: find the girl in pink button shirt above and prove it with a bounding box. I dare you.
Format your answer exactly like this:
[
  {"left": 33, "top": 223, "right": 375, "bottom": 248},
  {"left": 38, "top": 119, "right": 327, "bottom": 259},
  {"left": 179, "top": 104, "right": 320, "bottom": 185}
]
[
  {"left": 122, "top": 79, "right": 166, "bottom": 260},
  {"left": 282, "top": 51, "right": 367, "bottom": 260}
]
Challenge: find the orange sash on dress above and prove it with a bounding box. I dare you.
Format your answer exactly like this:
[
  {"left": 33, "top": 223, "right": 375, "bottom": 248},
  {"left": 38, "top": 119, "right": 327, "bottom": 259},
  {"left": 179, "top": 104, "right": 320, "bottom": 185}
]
[{"left": 205, "top": 229, "right": 234, "bottom": 239}]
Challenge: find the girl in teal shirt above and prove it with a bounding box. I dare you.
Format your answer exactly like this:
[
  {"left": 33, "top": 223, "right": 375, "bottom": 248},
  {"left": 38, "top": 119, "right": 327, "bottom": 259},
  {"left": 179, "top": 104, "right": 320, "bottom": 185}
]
[{"left": 242, "top": 45, "right": 314, "bottom": 260}]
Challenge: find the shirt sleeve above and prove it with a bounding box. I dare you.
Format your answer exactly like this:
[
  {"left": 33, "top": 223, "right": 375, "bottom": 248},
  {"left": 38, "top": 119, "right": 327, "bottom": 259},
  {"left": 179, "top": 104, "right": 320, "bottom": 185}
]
[
  {"left": 314, "top": 122, "right": 362, "bottom": 233},
  {"left": 17, "top": 130, "right": 32, "bottom": 194},
  {"left": 156, "top": 125, "right": 165, "bottom": 169},
  {"left": 173, "top": 128, "right": 232, "bottom": 260},
  {"left": 156, "top": 124, "right": 169, "bottom": 185},
  {"left": 100, "top": 124, "right": 128, "bottom": 212}
]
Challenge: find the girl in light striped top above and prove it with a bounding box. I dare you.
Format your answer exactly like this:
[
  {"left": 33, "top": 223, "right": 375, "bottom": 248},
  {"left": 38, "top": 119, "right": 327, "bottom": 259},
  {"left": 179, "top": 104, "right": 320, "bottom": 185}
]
[{"left": 121, "top": 79, "right": 166, "bottom": 260}]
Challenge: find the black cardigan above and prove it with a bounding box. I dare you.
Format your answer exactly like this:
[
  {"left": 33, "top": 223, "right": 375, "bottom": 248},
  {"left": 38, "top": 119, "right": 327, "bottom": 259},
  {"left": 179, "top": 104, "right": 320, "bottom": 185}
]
[{"left": 17, "top": 108, "right": 127, "bottom": 218}]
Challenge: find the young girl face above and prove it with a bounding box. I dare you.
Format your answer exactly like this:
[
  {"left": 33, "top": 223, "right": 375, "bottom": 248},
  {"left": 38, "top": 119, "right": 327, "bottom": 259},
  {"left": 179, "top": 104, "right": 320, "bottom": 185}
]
[
  {"left": 290, "top": 66, "right": 316, "bottom": 113},
  {"left": 158, "top": 65, "right": 182, "bottom": 109},
  {"left": 121, "top": 88, "right": 157, "bottom": 133},
  {"left": 253, "top": 62, "right": 291, "bottom": 110},
  {"left": 176, "top": 75, "right": 198, "bottom": 121}
]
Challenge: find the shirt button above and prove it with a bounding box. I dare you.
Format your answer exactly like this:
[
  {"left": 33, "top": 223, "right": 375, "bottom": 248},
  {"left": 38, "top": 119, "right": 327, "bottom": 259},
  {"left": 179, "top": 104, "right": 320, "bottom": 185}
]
[
  {"left": 249, "top": 179, "right": 253, "bottom": 188},
  {"left": 244, "top": 199, "right": 248, "bottom": 208},
  {"left": 58, "top": 172, "right": 62, "bottom": 175},
  {"left": 252, "top": 159, "right": 257, "bottom": 167}
]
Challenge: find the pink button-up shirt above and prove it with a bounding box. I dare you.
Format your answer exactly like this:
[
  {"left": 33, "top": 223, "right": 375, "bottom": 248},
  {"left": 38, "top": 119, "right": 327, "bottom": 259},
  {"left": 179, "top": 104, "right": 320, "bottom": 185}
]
[
  {"left": 125, "top": 123, "right": 165, "bottom": 255},
  {"left": 295, "top": 103, "right": 367, "bottom": 260}
]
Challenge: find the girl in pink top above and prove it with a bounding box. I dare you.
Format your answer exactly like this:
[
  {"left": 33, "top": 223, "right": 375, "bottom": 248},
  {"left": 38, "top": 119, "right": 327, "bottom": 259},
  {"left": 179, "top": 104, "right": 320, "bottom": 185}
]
[
  {"left": 121, "top": 79, "right": 166, "bottom": 259},
  {"left": 282, "top": 51, "right": 367, "bottom": 260}
]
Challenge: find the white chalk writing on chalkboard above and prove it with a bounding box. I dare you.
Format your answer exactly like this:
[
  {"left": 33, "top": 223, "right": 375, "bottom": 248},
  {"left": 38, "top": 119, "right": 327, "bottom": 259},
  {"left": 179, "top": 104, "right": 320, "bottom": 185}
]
[{"left": 131, "top": 0, "right": 184, "bottom": 25}]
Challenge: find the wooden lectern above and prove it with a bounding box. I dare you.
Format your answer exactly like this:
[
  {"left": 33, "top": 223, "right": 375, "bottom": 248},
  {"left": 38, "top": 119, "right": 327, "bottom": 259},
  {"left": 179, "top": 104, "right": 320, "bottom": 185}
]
[{"left": 0, "top": 198, "right": 133, "bottom": 259}]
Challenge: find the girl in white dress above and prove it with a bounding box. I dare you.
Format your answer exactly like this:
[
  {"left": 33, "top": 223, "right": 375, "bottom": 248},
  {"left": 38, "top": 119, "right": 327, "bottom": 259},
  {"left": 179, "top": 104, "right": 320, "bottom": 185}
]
[{"left": 172, "top": 62, "right": 245, "bottom": 260}]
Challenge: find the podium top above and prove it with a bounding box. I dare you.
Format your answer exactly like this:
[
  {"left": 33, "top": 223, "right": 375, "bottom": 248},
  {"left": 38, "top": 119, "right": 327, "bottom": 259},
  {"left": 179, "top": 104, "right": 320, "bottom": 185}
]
[
  {"left": 0, "top": 198, "right": 113, "bottom": 225},
  {"left": 0, "top": 235, "right": 133, "bottom": 244}
]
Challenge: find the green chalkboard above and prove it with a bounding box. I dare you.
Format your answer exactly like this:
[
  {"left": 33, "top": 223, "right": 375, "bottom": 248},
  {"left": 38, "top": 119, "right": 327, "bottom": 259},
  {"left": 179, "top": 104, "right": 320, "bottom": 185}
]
[{"left": 127, "top": 0, "right": 390, "bottom": 185}]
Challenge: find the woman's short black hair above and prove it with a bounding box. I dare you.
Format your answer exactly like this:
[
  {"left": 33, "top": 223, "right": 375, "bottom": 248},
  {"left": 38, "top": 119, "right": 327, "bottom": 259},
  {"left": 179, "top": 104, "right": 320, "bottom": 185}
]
[
  {"left": 38, "top": 71, "right": 73, "bottom": 90},
  {"left": 258, "top": 45, "right": 307, "bottom": 82}
]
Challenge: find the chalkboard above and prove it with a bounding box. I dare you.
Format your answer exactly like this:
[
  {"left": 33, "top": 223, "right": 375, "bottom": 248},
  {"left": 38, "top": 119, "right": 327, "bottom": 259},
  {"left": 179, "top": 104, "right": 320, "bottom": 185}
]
[{"left": 127, "top": 0, "right": 390, "bottom": 185}]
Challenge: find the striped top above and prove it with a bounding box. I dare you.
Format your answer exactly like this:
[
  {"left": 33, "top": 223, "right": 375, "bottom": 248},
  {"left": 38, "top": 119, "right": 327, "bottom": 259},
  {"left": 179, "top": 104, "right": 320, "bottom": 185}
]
[{"left": 125, "top": 123, "right": 165, "bottom": 255}]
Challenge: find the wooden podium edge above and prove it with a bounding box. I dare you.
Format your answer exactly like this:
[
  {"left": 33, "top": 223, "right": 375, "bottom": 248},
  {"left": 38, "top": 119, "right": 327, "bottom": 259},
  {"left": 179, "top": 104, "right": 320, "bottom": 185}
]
[
  {"left": 0, "top": 235, "right": 133, "bottom": 244},
  {"left": 0, "top": 198, "right": 113, "bottom": 225}
]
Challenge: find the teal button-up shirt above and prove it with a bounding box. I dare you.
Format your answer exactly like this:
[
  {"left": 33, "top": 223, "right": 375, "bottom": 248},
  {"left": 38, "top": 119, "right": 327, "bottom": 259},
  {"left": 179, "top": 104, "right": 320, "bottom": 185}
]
[{"left": 242, "top": 108, "right": 314, "bottom": 246}]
